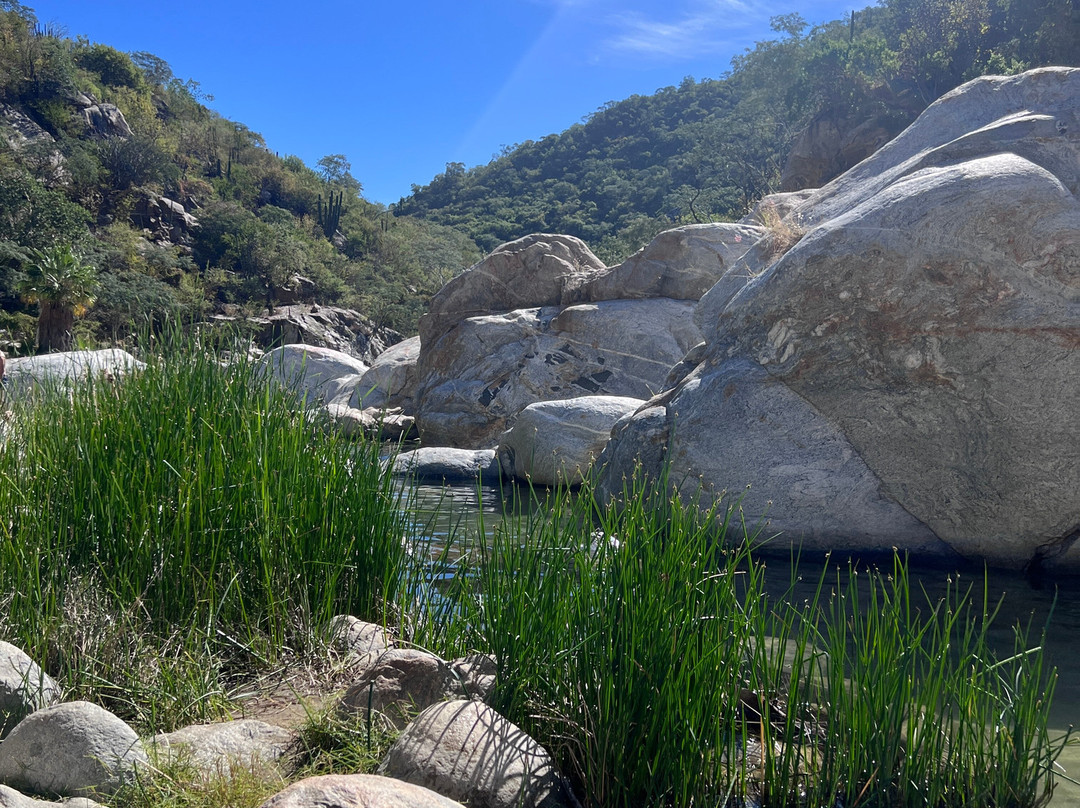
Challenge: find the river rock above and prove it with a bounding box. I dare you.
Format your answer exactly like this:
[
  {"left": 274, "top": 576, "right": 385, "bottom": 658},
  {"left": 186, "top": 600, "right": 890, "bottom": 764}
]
[
  {"left": 416, "top": 299, "right": 699, "bottom": 448},
  {"left": 329, "top": 616, "right": 394, "bottom": 667},
  {"left": 497, "top": 396, "right": 644, "bottom": 486},
  {"left": 0, "top": 641, "right": 61, "bottom": 738},
  {"left": 574, "top": 223, "right": 764, "bottom": 302},
  {"left": 350, "top": 335, "right": 421, "bottom": 412},
  {"left": 419, "top": 234, "right": 606, "bottom": 347},
  {"left": 390, "top": 448, "right": 500, "bottom": 484},
  {"left": 0, "top": 701, "right": 147, "bottom": 798},
  {"left": 150, "top": 719, "right": 295, "bottom": 778},
  {"left": 0, "top": 785, "right": 103, "bottom": 808},
  {"left": 339, "top": 649, "right": 463, "bottom": 728},
  {"left": 379, "top": 700, "right": 572, "bottom": 808},
  {"left": 4, "top": 350, "right": 144, "bottom": 399},
  {"left": 600, "top": 67, "right": 1080, "bottom": 570},
  {"left": 257, "top": 344, "right": 368, "bottom": 404},
  {"left": 449, "top": 655, "right": 497, "bottom": 702},
  {"left": 260, "top": 774, "right": 466, "bottom": 808}
]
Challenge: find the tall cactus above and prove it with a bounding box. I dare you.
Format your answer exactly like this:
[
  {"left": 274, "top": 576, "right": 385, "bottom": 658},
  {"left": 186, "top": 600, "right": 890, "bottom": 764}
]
[{"left": 318, "top": 189, "right": 343, "bottom": 239}]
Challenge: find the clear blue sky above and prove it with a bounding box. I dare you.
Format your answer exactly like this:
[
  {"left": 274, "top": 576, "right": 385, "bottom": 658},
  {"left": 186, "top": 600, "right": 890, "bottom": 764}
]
[{"left": 29, "top": 0, "right": 859, "bottom": 205}]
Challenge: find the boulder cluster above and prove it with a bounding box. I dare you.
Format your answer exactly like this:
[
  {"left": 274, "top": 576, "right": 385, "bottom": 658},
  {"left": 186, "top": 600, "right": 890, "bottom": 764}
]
[
  {"left": 6, "top": 69, "right": 1076, "bottom": 572},
  {"left": 0, "top": 628, "right": 573, "bottom": 808}
]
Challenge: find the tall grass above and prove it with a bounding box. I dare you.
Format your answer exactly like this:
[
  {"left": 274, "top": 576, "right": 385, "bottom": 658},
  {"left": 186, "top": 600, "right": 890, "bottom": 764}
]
[
  {"left": 454, "top": 474, "right": 1073, "bottom": 807},
  {"left": 0, "top": 337, "right": 412, "bottom": 728}
]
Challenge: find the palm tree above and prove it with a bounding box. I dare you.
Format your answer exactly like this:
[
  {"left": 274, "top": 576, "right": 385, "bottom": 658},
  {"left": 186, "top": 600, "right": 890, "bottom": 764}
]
[{"left": 17, "top": 245, "right": 98, "bottom": 354}]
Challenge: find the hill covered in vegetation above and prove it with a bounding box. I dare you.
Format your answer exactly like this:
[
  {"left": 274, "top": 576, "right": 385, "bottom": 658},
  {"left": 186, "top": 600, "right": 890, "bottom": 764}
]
[
  {"left": 396, "top": 0, "right": 1080, "bottom": 262},
  {"left": 0, "top": 2, "right": 481, "bottom": 351}
]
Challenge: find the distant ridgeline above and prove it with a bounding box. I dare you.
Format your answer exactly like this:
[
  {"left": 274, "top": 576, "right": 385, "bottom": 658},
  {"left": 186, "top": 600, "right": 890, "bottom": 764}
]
[
  {"left": 0, "top": 3, "right": 482, "bottom": 348},
  {"left": 395, "top": 0, "right": 1080, "bottom": 263}
]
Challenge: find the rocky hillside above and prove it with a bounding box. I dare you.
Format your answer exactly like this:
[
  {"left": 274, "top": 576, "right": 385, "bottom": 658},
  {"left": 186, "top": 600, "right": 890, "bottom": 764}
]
[
  {"left": 396, "top": 0, "right": 1080, "bottom": 262},
  {"left": 0, "top": 4, "right": 481, "bottom": 352}
]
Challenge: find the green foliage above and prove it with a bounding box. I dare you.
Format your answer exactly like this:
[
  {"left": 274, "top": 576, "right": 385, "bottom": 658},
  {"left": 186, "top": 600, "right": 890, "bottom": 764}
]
[
  {"left": 440, "top": 476, "right": 1072, "bottom": 807},
  {"left": 75, "top": 42, "right": 143, "bottom": 89},
  {"left": 0, "top": 339, "right": 414, "bottom": 726},
  {"left": 0, "top": 166, "right": 90, "bottom": 249},
  {"left": 397, "top": 0, "right": 1079, "bottom": 261}
]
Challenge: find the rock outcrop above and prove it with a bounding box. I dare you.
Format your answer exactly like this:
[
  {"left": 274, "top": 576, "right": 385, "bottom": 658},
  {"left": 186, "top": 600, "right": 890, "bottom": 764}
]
[
  {"left": 599, "top": 67, "right": 1080, "bottom": 570},
  {"left": 249, "top": 305, "right": 403, "bottom": 365},
  {"left": 415, "top": 226, "right": 757, "bottom": 449},
  {"left": 80, "top": 104, "right": 133, "bottom": 139}
]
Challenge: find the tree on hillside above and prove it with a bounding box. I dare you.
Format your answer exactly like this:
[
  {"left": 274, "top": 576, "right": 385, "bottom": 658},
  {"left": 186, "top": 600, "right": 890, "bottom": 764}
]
[{"left": 17, "top": 244, "right": 98, "bottom": 353}]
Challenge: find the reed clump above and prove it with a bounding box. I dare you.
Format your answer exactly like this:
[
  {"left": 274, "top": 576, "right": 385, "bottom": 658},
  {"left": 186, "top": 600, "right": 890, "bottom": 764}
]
[
  {"left": 450, "top": 475, "right": 1074, "bottom": 807},
  {"left": 0, "top": 337, "right": 413, "bottom": 729}
]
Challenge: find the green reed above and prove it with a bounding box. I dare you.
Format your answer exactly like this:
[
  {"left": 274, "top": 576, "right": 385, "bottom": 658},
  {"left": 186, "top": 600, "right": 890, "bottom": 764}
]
[
  {"left": 0, "top": 336, "right": 412, "bottom": 728},
  {"left": 451, "top": 473, "right": 1073, "bottom": 807}
]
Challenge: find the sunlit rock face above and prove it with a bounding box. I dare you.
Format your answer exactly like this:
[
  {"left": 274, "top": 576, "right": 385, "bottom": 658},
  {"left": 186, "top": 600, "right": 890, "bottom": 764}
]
[
  {"left": 415, "top": 226, "right": 757, "bottom": 449},
  {"left": 599, "top": 67, "right": 1080, "bottom": 571}
]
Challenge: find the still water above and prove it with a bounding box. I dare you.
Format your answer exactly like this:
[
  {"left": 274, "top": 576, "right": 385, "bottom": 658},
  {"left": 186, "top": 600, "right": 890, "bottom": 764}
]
[{"left": 407, "top": 480, "right": 1080, "bottom": 806}]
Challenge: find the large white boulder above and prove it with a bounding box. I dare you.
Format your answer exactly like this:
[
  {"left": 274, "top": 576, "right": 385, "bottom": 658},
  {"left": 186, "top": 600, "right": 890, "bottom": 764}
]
[
  {"left": 4, "top": 350, "right": 144, "bottom": 398},
  {"left": 497, "top": 396, "right": 644, "bottom": 486},
  {"left": 599, "top": 67, "right": 1080, "bottom": 571},
  {"left": 256, "top": 344, "right": 368, "bottom": 405}
]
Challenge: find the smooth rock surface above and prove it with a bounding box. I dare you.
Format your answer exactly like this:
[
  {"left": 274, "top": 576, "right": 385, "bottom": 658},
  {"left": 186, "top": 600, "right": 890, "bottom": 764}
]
[
  {"left": 151, "top": 720, "right": 295, "bottom": 778},
  {"left": 575, "top": 223, "right": 764, "bottom": 302},
  {"left": 419, "top": 234, "right": 606, "bottom": 347},
  {"left": 259, "top": 774, "right": 466, "bottom": 808},
  {"left": 380, "top": 700, "right": 571, "bottom": 808},
  {"left": 5, "top": 350, "right": 144, "bottom": 398},
  {"left": 257, "top": 344, "right": 368, "bottom": 404},
  {"left": 0, "top": 701, "right": 147, "bottom": 798},
  {"left": 249, "top": 305, "right": 403, "bottom": 364},
  {"left": 389, "top": 448, "right": 500, "bottom": 484},
  {"left": 350, "top": 335, "right": 421, "bottom": 412},
  {"left": 416, "top": 299, "right": 699, "bottom": 448},
  {"left": 497, "top": 396, "right": 644, "bottom": 486},
  {"left": 601, "top": 67, "right": 1080, "bottom": 569},
  {"left": 0, "top": 641, "right": 61, "bottom": 739}
]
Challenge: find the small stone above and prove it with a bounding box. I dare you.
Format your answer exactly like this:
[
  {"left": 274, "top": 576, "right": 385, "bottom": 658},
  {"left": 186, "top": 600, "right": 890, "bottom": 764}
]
[{"left": 259, "top": 773, "right": 466, "bottom": 808}]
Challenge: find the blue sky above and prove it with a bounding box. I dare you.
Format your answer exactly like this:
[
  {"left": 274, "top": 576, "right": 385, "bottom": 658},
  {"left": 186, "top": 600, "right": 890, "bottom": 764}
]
[{"left": 29, "top": 0, "right": 859, "bottom": 205}]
